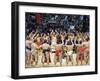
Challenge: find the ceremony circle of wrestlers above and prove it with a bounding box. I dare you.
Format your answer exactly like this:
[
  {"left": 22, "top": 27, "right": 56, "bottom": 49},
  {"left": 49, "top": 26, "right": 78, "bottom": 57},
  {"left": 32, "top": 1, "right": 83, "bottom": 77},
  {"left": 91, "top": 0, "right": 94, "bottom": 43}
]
[{"left": 25, "top": 13, "right": 90, "bottom": 68}]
